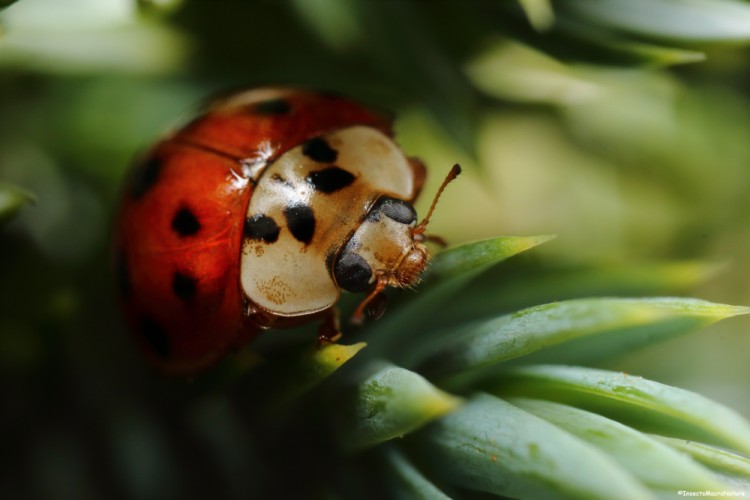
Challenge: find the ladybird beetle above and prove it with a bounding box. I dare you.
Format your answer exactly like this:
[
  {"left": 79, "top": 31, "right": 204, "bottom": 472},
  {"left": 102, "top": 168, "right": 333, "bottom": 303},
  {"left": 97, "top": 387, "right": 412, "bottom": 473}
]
[{"left": 114, "top": 88, "right": 460, "bottom": 374}]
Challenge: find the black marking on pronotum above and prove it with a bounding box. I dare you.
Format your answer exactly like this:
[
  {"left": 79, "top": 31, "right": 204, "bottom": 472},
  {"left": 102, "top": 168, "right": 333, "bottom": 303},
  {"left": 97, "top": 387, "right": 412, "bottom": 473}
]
[
  {"left": 367, "top": 197, "right": 417, "bottom": 225},
  {"left": 253, "top": 98, "right": 291, "bottom": 115},
  {"left": 172, "top": 272, "right": 197, "bottom": 301},
  {"left": 334, "top": 252, "right": 373, "bottom": 293},
  {"left": 131, "top": 155, "right": 162, "bottom": 199},
  {"left": 172, "top": 207, "right": 202, "bottom": 237},
  {"left": 244, "top": 214, "right": 280, "bottom": 243},
  {"left": 306, "top": 166, "right": 355, "bottom": 194},
  {"left": 140, "top": 317, "right": 170, "bottom": 358},
  {"left": 117, "top": 251, "right": 132, "bottom": 298},
  {"left": 284, "top": 204, "right": 316, "bottom": 244},
  {"left": 302, "top": 137, "right": 338, "bottom": 163}
]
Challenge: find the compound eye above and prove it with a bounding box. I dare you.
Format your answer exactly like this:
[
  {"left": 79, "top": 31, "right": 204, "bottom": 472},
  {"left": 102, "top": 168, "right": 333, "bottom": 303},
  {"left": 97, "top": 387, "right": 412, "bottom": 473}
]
[
  {"left": 333, "top": 252, "right": 373, "bottom": 292},
  {"left": 369, "top": 197, "right": 417, "bottom": 225}
]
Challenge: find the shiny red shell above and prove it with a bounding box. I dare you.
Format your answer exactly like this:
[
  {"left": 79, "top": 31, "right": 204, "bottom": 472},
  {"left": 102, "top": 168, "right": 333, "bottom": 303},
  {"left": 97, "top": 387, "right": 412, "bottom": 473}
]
[{"left": 114, "top": 89, "right": 392, "bottom": 374}]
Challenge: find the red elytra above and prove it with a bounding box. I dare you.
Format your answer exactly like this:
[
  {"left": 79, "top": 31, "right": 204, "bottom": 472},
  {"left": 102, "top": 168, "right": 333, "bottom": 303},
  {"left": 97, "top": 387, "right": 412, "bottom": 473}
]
[{"left": 114, "top": 88, "right": 445, "bottom": 375}]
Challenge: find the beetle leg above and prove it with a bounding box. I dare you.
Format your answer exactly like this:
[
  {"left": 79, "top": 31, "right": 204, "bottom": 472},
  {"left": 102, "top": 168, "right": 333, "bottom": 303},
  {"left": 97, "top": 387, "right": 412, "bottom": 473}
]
[
  {"left": 317, "top": 307, "right": 342, "bottom": 347},
  {"left": 351, "top": 273, "right": 389, "bottom": 325},
  {"left": 365, "top": 291, "right": 388, "bottom": 320}
]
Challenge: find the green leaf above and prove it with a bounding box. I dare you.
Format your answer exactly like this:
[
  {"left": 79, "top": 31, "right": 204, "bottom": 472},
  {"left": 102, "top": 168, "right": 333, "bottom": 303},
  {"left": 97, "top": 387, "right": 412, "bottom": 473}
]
[
  {"left": 416, "top": 393, "right": 653, "bottom": 499},
  {"left": 490, "top": 11, "right": 705, "bottom": 68},
  {"left": 439, "top": 261, "right": 725, "bottom": 328},
  {"left": 0, "top": 0, "right": 19, "bottom": 9},
  {"left": 263, "top": 342, "right": 367, "bottom": 412},
  {"left": 653, "top": 435, "right": 750, "bottom": 479},
  {"left": 380, "top": 446, "right": 451, "bottom": 500},
  {"left": 596, "top": 39, "right": 705, "bottom": 67},
  {"left": 365, "top": 235, "right": 553, "bottom": 356},
  {"left": 290, "top": 0, "right": 362, "bottom": 51},
  {"left": 136, "top": 0, "right": 183, "bottom": 15},
  {"left": 0, "top": 4, "right": 188, "bottom": 75},
  {"left": 290, "top": 342, "right": 367, "bottom": 392},
  {"left": 461, "top": 260, "right": 725, "bottom": 317},
  {"left": 467, "top": 38, "right": 701, "bottom": 111},
  {"left": 551, "top": 16, "right": 706, "bottom": 67},
  {"left": 340, "top": 363, "right": 460, "bottom": 452},
  {"left": 564, "top": 0, "right": 750, "bottom": 44},
  {"left": 511, "top": 398, "right": 725, "bottom": 491},
  {"left": 0, "top": 184, "right": 34, "bottom": 225},
  {"left": 418, "top": 298, "right": 749, "bottom": 381},
  {"left": 493, "top": 365, "right": 750, "bottom": 455},
  {"left": 518, "top": 0, "right": 555, "bottom": 32},
  {"left": 428, "top": 234, "right": 555, "bottom": 281}
]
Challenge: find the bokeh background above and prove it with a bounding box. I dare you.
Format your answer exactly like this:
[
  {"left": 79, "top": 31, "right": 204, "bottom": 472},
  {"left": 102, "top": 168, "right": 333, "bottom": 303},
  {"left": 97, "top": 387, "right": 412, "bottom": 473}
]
[{"left": 2, "top": 0, "right": 750, "bottom": 498}]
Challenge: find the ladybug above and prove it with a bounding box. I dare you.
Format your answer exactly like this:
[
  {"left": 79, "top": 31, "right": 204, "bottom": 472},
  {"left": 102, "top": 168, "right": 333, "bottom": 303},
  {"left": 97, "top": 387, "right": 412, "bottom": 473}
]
[{"left": 114, "top": 88, "right": 460, "bottom": 374}]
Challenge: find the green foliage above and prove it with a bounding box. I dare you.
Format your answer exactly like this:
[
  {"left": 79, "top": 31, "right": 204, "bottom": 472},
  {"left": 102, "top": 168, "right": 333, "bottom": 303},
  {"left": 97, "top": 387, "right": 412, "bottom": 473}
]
[
  {"left": 246, "top": 238, "right": 750, "bottom": 497},
  {"left": 564, "top": 0, "right": 750, "bottom": 43},
  {"left": 654, "top": 435, "right": 750, "bottom": 482},
  {"left": 338, "top": 362, "right": 460, "bottom": 451},
  {"left": 260, "top": 341, "right": 367, "bottom": 412},
  {"left": 417, "top": 298, "right": 749, "bottom": 384},
  {"left": 417, "top": 393, "right": 653, "bottom": 499},
  {"left": 380, "top": 446, "right": 451, "bottom": 500},
  {"left": 511, "top": 398, "right": 724, "bottom": 491},
  {"left": 494, "top": 364, "right": 750, "bottom": 454},
  {"left": 3, "top": 1, "right": 750, "bottom": 499},
  {"left": 0, "top": 183, "right": 34, "bottom": 225},
  {"left": 365, "top": 236, "right": 553, "bottom": 356}
]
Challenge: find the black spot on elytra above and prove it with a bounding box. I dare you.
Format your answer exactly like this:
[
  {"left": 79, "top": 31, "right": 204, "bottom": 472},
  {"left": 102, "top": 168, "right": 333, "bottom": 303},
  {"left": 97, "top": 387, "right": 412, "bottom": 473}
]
[
  {"left": 368, "top": 197, "right": 417, "bottom": 225},
  {"left": 172, "top": 207, "right": 201, "bottom": 237},
  {"left": 284, "top": 204, "right": 316, "bottom": 245},
  {"left": 334, "top": 252, "right": 373, "bottom": 293},
  {"left": 306, "top": 167, "right": 355, "bottom": 194},
  {"left": 244, "top": 214, "right": 280, "bottom": 243},
  {"left": 131, "top": 156, "right": 162, "bottom": 199},
  {"left": 140, "top": 317, "right": 170, "bottom": 358},
  {"left": 302, "top": 137, "right": 338, "bottom": 163},
  {"left": 253, "top": 98, "right": 291, "bottom": 115},
  {"left": 116, "top": 251, "right": 132, "bottom": 298},
  {"left": 172, "top": 272, "right": 197, "bottom": 301}
]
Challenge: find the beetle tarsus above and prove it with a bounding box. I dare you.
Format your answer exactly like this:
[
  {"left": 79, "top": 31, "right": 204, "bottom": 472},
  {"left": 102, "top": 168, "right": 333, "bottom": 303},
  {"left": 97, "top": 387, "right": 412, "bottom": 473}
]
[
  {"left": 351, "top": 273, "right": 389, "bottom": 325},
  {"left": 317, "top": 308, "right": 342, "bottom": 348},
  {"left": 366, "top": 292, "right": 388, "bottom": 320}
]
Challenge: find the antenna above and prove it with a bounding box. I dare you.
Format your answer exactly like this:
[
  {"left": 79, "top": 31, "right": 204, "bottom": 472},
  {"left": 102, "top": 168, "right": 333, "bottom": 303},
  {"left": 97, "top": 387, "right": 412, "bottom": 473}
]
[{"left": 413, "top": 163, "right": 461, "bottom": 236}]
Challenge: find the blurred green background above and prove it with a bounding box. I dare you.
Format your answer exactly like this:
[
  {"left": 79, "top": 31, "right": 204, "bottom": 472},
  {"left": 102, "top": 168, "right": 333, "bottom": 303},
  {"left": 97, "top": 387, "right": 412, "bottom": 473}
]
[{"left": 3, "top": 0, "right": 750, "bottom": 498}]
